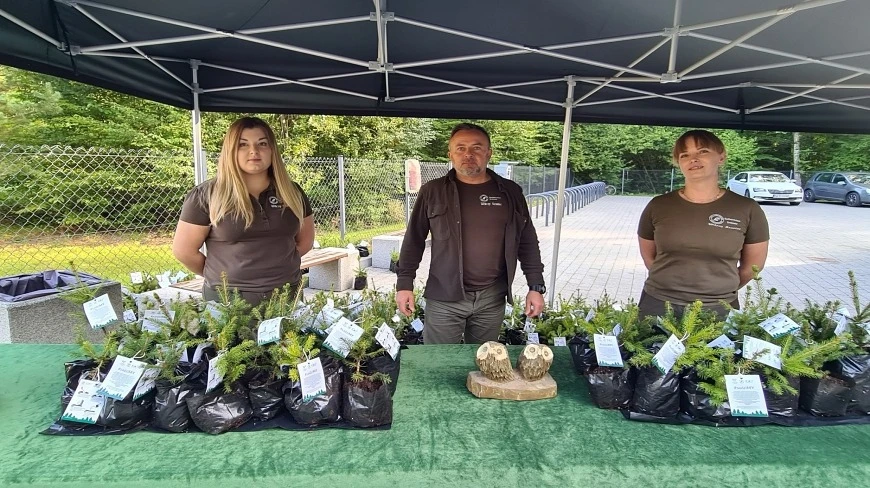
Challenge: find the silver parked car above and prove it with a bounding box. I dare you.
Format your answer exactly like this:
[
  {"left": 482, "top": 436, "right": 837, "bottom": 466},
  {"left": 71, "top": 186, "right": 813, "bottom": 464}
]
[{"left": 803, "top": 172, "right": 870, "bottom": 207}]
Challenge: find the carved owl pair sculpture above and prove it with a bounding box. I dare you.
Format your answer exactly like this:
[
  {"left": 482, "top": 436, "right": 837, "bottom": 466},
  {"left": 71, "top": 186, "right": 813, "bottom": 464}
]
[{"left": 474, "top": 341, "right": 553, "bottom": 382}]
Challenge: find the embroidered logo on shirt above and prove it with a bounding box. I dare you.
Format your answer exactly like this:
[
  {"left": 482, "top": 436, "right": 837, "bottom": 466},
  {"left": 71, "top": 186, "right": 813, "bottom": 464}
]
[
  {"left": 479, "top": 194, "right": 502, "bottom": 206},
  {"left": 708, "top": 213, "right": 742, "bottom": 231},
  {"left": 268, "top": 196, "right": 282, "bottom": 208}
]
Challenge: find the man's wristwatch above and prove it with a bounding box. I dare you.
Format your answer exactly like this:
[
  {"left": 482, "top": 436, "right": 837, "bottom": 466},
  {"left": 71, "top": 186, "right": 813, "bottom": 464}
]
[{"left": 529, "top": 284, "right": 546, "bottom": 295}]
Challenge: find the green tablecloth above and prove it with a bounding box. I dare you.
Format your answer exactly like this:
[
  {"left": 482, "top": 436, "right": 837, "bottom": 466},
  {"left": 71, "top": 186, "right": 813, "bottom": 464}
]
[{"left": 3, "top": 344, "right": 870, "bottom": 487}]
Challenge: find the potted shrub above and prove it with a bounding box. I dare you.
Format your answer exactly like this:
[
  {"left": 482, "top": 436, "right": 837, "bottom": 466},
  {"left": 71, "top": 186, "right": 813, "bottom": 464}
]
[
  {"left": 389, "top": 249, "right": 400, "bottom": 273},
  {"left": 279, "top": 329, "right": 343, "bottom": 425},
  {"left": 628, "top": 301, "right": 721, "bottom": 418},
  {"left": 354, "top": 266, "right": 368, "bottom": 290},
  {"left": 341, "top": 323, "right": 394, "bottom": 428}
]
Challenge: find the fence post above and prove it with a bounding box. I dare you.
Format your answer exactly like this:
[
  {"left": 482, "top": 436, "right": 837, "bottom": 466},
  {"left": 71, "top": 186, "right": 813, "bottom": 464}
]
[
  {"left": 528, "top": 166, "right": 532, "bottom": 195},
  {"left": 670, "top": 168, "right": 675, "bottom": 192},
  {"left": 621, "top": 168, "right": 625, "bottom": 195},
  {"left": 337, "top": 155, "right": 347, "bottom": 242}
]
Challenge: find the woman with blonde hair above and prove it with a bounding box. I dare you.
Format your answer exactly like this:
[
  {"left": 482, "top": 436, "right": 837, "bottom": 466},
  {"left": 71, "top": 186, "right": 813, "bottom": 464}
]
[
  {"left": 636, "top": 129, "right": 769, "bottom": 320},
  {"left": 173, "top": 117, "right": 314, "bottom": 306}
]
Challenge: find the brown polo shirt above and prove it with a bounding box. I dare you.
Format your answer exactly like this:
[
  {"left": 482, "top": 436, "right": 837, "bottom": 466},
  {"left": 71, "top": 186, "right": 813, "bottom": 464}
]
[
  {"left": 180, "top": 179, "right": 313, "bottom": 293},
  {"left": 637, "top": 190, "right": 769, "bottom": 306}
]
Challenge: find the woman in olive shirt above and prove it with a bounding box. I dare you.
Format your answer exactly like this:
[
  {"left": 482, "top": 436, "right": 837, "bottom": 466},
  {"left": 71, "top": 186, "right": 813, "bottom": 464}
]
[
  {"left": 637, "top": 130, "right": 770, "bottom": 319},
  {"left": 172, "top": 117, "right": 314, "bottom": 307}
]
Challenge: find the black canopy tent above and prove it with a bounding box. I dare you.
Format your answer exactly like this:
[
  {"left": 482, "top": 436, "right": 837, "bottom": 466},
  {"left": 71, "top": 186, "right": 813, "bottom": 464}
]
[{"left": 2, "top": 0, "right": 870, "bottom": 301}]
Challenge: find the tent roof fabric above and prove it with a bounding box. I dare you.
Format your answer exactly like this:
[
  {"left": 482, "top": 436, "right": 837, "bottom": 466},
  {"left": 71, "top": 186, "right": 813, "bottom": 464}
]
[{"left": 2, "top": 0, "right": 870, "bottom": 133}]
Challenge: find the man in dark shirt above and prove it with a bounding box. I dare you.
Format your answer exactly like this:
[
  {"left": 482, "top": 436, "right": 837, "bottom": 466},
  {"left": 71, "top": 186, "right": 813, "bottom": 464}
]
[{"left": 395, "top": 123, "right": 546, "bottom": 344}]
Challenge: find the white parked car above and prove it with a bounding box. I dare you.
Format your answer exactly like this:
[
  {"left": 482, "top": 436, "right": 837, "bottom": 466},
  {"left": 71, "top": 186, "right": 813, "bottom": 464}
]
[{"left": 727, "top": 171, "right": 803, "bottom": 205}]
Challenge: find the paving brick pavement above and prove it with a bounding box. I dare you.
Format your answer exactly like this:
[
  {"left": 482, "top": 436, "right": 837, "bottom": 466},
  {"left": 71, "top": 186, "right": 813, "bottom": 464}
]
[{"left": 366, "top": 195, "right": 870, "bottom": 311}]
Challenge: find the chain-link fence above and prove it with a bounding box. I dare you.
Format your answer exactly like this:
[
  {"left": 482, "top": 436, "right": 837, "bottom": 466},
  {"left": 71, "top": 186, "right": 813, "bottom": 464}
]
[
  {"left": 614, "top": 168, "right": 797, "bottom": 194},
  {"left": 1, "top": 145, "right": 582, "bottom": 284}
]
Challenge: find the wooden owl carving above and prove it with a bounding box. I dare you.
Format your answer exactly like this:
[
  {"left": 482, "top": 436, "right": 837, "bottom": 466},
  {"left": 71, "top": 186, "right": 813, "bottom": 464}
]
[
  {"left": 516, "top": 344, "right": 553, "bottom": 381},
  {"left": 475, "top": 341, "right": 514, "bottom": 382}
]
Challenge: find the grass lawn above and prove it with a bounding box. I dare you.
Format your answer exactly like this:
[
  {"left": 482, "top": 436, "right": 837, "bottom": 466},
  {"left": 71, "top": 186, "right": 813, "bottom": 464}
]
[{"left": 1, "top": 223, "right": 405, "bottom": 284}]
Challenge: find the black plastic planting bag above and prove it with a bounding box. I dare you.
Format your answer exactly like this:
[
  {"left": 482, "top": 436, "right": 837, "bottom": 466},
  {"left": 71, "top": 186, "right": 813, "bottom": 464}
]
[
  {"left": 364, "top": 350, "right": 401, "bottom": 397},
  {"left": 763, "top": 375, "right": 800, "bottom": 417},
  {"left": 248, "top": 374, "right": 286, "bottom": 421},
  {"left": 585, "top": 367, "right": 635, "bottom": 409},
  {"left": 151, "top": 361, "right": 208, "bottom": 432},
  {"left": 799, "top": 376, "right": 852, "bottom": 417},
  {"left": 680, "top": 370, "right": 730, "bottom": 421},
  {"left": 401, "top": 328, "right": 424, "bottom": 345},
  {"left": 502, "top": 328, "right": 526, "bottom": 346},
  {"left": 283, "top": 355, "right": 343, "bottom": 425},
  {"left": 827, "top": 355, "right": 870, "bottom": 414},
  {"left": 567, "top": 335, "right": 596, "bottom": 375},
  {"left": 630, "top": 366, "right": 680, "bottom": 418},
  {"left": 186, "top": 382, "right": 253, "bottom": 435},
  {"left": 45, "top": 359, "right": 152, "bottom": 435},
  {"left": 342, "top": 377, "right": 393, "bottom": 428}
]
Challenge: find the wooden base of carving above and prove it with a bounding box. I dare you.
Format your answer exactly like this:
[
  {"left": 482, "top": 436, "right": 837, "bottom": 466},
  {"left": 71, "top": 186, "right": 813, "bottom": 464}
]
[{"left": 467, "top": 369, "right": 557, "bottom": 401}]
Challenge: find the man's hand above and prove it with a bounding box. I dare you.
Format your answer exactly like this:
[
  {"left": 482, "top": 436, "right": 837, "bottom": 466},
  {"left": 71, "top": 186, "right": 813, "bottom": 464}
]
[
  {"left": 524, "top": 291, "right": 544, "bottom": 318},
  {"left": 396, "top": 290, "right": 416, "bottom": 317}
]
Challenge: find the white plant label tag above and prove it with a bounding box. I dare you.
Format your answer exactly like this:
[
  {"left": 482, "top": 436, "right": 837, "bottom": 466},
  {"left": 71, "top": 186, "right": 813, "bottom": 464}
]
[
  {"left": 833, "top": 307, "right": 853, "bottom": 336},
  {"left": 411, "top": 318, "right": 424, "bottom": 332},
  {"left": 323, "top": 318, "right": 364, "bottom": 358},
  {"left": 83, "top": 294, "right": 117, "bottom": 330},
  {"left": 61, "top": 379, "right": 105, "bottom": 424},
  {"left": 526, "top": 332, "right": 540, "bottom": 344},
  {"left": 130, "top": 272, "right": 144, "bottom": 284},
  {"left": 505, "top": 303, "right": 513, "bottom": 315},
  {"left": 759, "top": 313, "right": 800, "bottom": 339},
  {"left": 585, "top": 309, "right": 596, "bottom": 322},
  {"left": 172, "top": 271, "right": 188, "bottom": 283},
  {"left": 376, "top": 323, "right": 401, "bottom": 360},
  {"left": 651, "top": 334, "right": 685, "bottom": 374},
  {"left": 257, "top": 317, "right": 283, "bottom": 346},
  {"left": 326, "top": 298, "right": 335, "bottom": 310},
  {"left": 206, "top": 352, "right": 224, "bottom": 393},
  {"left": 204, "top": 301, "right": 223, "bottom": 320},
  {"left": 593, "top": 333, "right": 624, "bottom": 368},
  {"left": 123, "top": 309, "right": 137, "bottom": 323},
  {"left": 298, "top": 357, "right": 327, "bottom": 402},
  {"left": 314, "top": 307, "right": 344, "bottom": 331},
  {"left": 392, "top": 314, "right": 401, "bottom": 323},
  {"left": 96, "top": 355, "right": 146, "bottom": 400},
  {"left": 743, "top": 335, "right": 782, "bottom": 370},
  {"left": 133, "top": 367, "right": 159, "bottom": 400},
  {"left": 553, "top": 337, "right": 568, "bottom": 347},
  {"left": 725, "top": 374, "right": 769, "bottom": 417},
  {"left": 725, "top": 309, "right": 737, "bottom": 325},
  {"left": 191, "top": 342, "right": 212, "bottom": 364},
  {"left": 291, "top": 303, "right": 311, "bottom": 320},
  {"left": 708, "top": 334, "right": 736, "bottom": 350},
  {"left": 524, "top": 319, "right": 536, "bottom": 333},
  {"left": 611, "top": 324, "right": 622, "bottom": 337},
  {"left": 141, "top": 309, "right": 173, "bottom": 333},
  {"left": 156, "top": 272, "right": 171, "bottom": 289}
]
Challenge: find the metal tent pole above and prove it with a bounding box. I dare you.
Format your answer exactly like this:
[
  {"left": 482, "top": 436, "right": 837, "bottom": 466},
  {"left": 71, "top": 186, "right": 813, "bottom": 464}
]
[
  {"left": 191, "top": 60, "right": 206, "bottom": 185},
  {"left": 548, "top": 76, "right": 575, "bottom": 308}
]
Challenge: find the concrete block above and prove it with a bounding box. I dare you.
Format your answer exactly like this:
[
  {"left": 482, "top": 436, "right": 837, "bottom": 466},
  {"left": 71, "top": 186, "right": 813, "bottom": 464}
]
[
  {"left": 372, "top": 235, "right": 404, "bottom": 269},
  {"left": 359, "top": 255, "right": 373, "bottom": 269},
  {"left": 309, "top": 248, "right": 360, "bottom": 291},
  {"left": 0, "top": 281, "right": 122, "bottom": 344}
]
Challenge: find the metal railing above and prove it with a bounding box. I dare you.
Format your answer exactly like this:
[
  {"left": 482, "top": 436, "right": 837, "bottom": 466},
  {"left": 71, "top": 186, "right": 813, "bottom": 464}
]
[{"left": 527, "top": 182, "right": 606, "bottom": 226}]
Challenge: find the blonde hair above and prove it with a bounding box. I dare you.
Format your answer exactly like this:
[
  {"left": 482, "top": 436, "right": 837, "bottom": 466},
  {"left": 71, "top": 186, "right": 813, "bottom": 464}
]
[{"left": 203, "top": 117, "right": 305, "bottom": 229}]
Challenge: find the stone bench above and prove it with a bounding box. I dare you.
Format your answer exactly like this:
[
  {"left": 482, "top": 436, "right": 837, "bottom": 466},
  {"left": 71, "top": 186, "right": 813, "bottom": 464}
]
[
  {"left": 371, "top": 230, "right": 431, "bottom": 269},
  {"left": 0, "top": 281, "right": 122, "bottom": 344}
]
